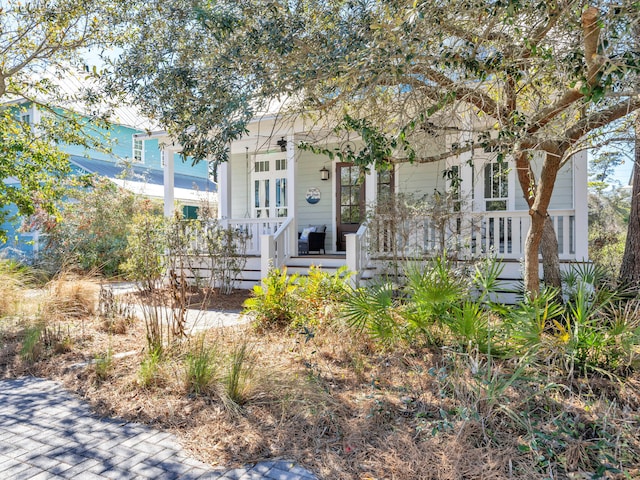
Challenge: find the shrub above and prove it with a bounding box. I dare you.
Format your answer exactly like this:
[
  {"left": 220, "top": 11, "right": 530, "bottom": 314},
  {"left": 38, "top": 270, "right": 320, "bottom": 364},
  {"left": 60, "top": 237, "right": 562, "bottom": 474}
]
[
  {"left": 38, "top": 177, "right": 147, "bottom": 277},
  {"left": 243, "top": 267, "right": 299, "bottom": 330},
  {"left": 343, "top": 279, "right": 401, "bottom": 344},
  {"left": 120, "top": 203, "right": 166, "bottom": 292},
  {"left": 94, "top": 346, "right": 113, "bottom": 381},
  {"left": 295, "top": 265, "right": 351, "bottom": 325}
]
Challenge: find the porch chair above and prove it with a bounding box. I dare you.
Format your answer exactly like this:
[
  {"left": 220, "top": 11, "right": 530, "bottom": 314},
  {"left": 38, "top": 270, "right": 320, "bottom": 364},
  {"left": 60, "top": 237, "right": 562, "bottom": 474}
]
[{"left": 298, "top": 225, "right": 326, "bottom": 255}]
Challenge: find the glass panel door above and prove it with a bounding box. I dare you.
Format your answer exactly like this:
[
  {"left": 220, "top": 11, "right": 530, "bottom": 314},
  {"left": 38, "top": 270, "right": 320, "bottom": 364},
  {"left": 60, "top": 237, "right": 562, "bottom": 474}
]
[
  {"left": 252, "top": 153, "right": 288, "bottom": 218},
  {"left": 336, "top": 163, "right": 365, "bottom": 251}
]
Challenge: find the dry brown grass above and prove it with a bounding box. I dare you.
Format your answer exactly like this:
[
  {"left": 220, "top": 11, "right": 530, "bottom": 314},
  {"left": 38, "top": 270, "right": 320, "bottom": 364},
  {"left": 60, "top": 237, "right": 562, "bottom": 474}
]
[
  {"left": 0, "top": 262, "right": 29, "bottom": 317},
  {"left": 42, "top": 273, "right": 100, "bottom": 320},
  {"left": 1, "top": 278, "right": 639, "bottom": 479}
]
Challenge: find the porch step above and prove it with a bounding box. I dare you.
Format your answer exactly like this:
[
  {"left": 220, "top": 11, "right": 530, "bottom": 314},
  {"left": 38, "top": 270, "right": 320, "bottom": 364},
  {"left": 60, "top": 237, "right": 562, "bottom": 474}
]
[
  {"left": 282, "top": 255, "right": 347, "bottom": 277},
  {"left": 285, "top": 256, "right": 347, "bottom": 269}
]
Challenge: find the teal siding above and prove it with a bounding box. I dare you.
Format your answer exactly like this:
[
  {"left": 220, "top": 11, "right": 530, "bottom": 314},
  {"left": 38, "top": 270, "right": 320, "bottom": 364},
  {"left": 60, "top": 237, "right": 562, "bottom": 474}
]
[
  {"left": 144, "top": 139, "right": 162, "bottom": 168},
  {"left": 172, "top": 153, "right": 209, "bottom": 178},
  {"left": 1, "top": 103, "right": 212, "bottom": 260}
]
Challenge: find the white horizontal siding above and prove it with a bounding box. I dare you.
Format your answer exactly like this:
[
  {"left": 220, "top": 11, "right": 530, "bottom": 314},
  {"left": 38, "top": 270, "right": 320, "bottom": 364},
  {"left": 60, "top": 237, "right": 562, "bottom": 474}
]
[
  {"left": 515, "top": 156, "right": 573, "bottom": 211},
  {"left": 396, "top": 160, "right": 447, "bottom": 197},
  {"left": 229, "top": 153, "right": 249, "bottom": 219}
]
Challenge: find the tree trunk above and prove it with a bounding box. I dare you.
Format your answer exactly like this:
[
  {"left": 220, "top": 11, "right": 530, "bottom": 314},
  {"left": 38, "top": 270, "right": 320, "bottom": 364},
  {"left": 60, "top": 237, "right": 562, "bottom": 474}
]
[
  {"left": 516, "top": 151, "right": 563, "bottom": 296},
  {"left": 542, "top": 216, "right": 562, "bottom": 288},
  {"left": 619, "top": 114, "right": 640, "bottom": 289}
]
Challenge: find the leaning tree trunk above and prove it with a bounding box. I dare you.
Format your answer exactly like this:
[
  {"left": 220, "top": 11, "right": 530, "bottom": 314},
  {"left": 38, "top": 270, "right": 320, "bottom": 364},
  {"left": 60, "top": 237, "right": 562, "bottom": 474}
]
[
  {"left": 619, "top": 114, "right": 640, "bottom": 289},
  {"left": 516, "top": 151, "right": 564, "bottom": 296}
]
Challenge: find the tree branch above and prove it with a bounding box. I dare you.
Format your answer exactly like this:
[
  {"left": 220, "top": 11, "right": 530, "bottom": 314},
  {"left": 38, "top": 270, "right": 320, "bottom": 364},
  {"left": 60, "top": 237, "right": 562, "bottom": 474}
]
[
  {"left": 526, "top": 6, "right": 602, "bottom": 135},
  {"left": 564, "top": 98, "right": 640, "bottom": 144}
]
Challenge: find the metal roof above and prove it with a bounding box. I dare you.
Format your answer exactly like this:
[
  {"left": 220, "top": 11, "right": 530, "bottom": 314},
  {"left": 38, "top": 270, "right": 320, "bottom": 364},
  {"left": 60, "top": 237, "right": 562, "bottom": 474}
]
[{"left": 69, "top": 156, "right": 217, "bottom": 193}]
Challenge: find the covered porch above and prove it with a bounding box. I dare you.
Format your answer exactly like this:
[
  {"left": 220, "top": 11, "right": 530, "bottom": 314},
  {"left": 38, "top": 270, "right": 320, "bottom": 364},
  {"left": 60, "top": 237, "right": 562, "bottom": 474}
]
[{"left": 159, "top": 115, "right": 588, "bottom": 287}]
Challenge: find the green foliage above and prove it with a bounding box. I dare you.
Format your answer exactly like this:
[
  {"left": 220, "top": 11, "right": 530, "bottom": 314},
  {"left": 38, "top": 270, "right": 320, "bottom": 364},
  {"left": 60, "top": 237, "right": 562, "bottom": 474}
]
[
  {"left": 340, "top": 257, "right": 640, "bottom": 377},
  {"left": 243, "top": 267, "right": 299, "bottom": 330},
  {"left": 94, "top": 346, "right": 113, "bottom": 381},
  {"left": 112, "top": 0, "right": 640, "bottom": 165},
  {"left": 343, "top": 279, "right": 400, "bottom": 344},
  {"left": 41, "top": 178, "right": 145, "bottom": 276},
  {"left": 588, "top": 190, "right": 628, "bottom": 280},
  {"left": 223, "top": 341, "right": 254, "bottom": 406},
  {"left": 506, "top": 287, "right": 565, "bottom": 354},
  {"left": 138, "top": 346, "right": 163, "bottom": 388},
  {"left": 120, "top": 203, "right": 166, "bottom": 292},
  {"left": 185, "top": 335, "right": 218, "bottom": 395},
  {"left": 20, "top": 324, "right": 43, "bottom": 363},
  {"left": 403, "top": 258, "right": 468, "bottom": 332},
  {"left": 563, "top": 280, "right": 639, "bottom": 375},
  {"left": 0, "top": 1, "right": 133, "bottom": 241},
  {"left": 589, "top": 151, "right": 624, "bottom": 192},
  {"left": 294, "top": 265, "right": 351, "bottom": 326},
  {"left": 445, "top": 301, "right": 490, "bottom": 352},
  {"left": 244, "top": 265, "right": 353, "bottom": 331}
]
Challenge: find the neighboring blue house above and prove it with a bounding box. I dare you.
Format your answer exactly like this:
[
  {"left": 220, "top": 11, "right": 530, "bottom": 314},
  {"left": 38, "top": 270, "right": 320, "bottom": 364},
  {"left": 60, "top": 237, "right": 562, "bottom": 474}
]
[{"left": 1, "top": 101, "right": 217, "bottom": 261}]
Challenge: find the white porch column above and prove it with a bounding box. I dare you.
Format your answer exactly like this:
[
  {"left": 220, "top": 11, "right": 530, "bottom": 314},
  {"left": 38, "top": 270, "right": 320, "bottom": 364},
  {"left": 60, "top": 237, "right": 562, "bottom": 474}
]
[
  {"left": 459, "top": 152, "right": 474, "bottom": 210},
  {"left": 286, "top": 134, "right": 298, "bottom": 255},
  {"left": 573, "top": 151, "right": 589, "bottom": 260},
  {"left": 163, "top": 149, "right": 175, "bottom": 218},
  {"left": 218, "top": 161, "right": 231, "bottom": 219},
  {"left": 365, "top": 166, "right": 377, "bottom": 205}
]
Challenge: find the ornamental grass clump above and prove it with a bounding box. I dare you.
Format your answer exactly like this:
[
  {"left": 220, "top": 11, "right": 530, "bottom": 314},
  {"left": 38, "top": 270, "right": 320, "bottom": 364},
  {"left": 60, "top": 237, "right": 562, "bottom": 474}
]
[{"left": 184, "top": 334, "right": 218, "bottom": 395}]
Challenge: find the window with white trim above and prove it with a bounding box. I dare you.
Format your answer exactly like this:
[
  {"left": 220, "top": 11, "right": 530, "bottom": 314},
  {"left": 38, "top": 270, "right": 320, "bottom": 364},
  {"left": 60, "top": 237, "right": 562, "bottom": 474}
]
[
  {"left": 484, "top": 161, "right": 508, "bottom": 211},
  {"left": 133, "top": 138, "right": 143, "bottom": 163}
]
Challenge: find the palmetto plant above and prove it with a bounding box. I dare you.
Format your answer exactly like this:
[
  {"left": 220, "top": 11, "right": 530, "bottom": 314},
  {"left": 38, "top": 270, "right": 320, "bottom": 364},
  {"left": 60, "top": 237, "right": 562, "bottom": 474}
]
[{"left": 343, "top": 279, "right": 400, "bottom": 344}]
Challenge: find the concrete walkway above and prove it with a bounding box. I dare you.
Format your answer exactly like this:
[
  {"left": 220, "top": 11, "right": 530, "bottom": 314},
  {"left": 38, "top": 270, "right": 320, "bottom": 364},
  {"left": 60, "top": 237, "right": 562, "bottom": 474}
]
[{"left": 0, "top": 377, "right": 318, "bottom": 480}]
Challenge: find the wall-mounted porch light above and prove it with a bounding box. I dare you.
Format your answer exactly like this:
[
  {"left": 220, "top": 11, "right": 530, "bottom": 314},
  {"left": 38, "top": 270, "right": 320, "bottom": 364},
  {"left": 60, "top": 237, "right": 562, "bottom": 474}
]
[
  {"left": 320, "top": 166, "right": 330, "bottom": 181},
  {"left": 276, "top": 137, "right": 287, "bottom": 152}
]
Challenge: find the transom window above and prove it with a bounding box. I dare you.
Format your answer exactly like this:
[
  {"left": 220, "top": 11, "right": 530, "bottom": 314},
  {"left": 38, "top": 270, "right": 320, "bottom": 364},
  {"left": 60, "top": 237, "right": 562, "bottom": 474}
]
[{"left": 255, "top": 160, "right": 270, "bottom": 172}]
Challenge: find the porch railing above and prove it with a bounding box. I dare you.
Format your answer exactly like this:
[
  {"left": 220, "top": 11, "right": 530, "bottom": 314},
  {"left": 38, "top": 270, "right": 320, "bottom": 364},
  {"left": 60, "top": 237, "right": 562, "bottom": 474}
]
[
  {"left": 366, "top": 209, "right": 576, "bottom": 261},
  {"left": 218, "top": 218, "right": 289, "bottom": 256}
]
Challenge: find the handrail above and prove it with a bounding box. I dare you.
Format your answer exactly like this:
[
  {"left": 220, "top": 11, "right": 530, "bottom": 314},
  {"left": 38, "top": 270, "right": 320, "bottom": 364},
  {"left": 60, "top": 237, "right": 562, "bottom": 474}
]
[{"left": 260, "top": 217, "right": 294, "bottom": 279}]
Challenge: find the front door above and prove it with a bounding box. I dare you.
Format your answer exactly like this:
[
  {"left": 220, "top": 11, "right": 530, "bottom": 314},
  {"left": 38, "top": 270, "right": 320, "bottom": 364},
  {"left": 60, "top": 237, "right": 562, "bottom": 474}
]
[
  {"left": 252, "top": 153, "right": 288, "bottom": 220},
  {"left": 336, "top": 162, "right": 366, "bottom": 251}
]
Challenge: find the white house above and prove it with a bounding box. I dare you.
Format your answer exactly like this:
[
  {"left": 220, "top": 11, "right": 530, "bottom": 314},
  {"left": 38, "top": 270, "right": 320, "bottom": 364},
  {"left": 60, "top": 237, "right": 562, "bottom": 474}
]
[{"left": 157, "top": 112, "right": 588, "bottom": 290}]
